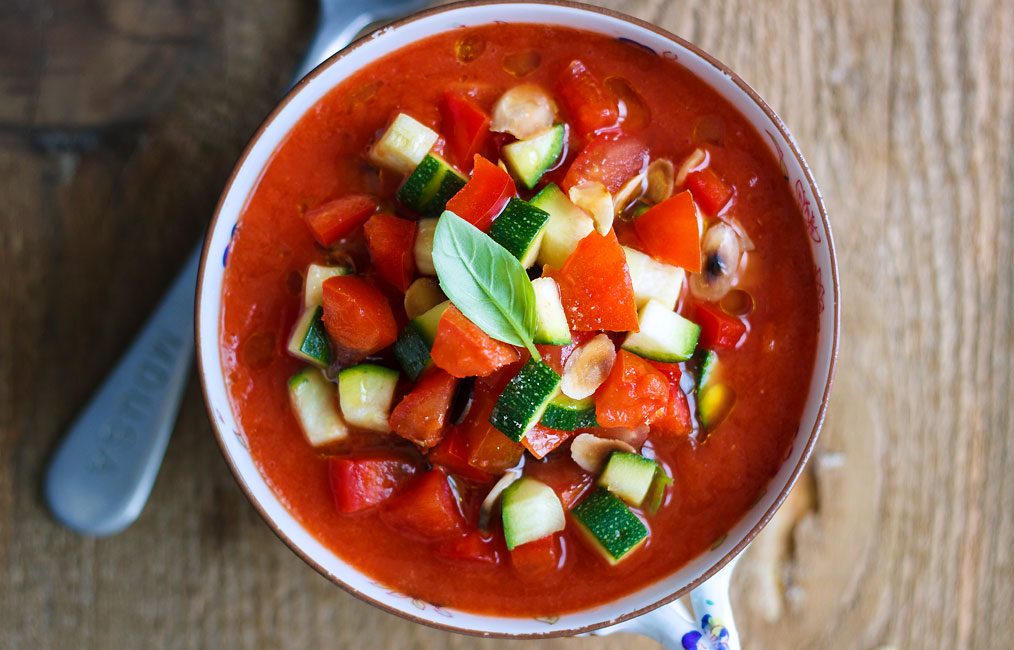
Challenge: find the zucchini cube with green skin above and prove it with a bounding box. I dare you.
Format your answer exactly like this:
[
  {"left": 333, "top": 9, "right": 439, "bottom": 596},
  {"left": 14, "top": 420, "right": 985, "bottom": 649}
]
[
  {"left": 621, "top": 300, "right": 701, "bottom": 363},
  {"left": 696, "top": 349, "right": 719, "bottom": 391},
  {"left": 488, "top": 198, "right": 550, "bottom": 268},
  {"left": 488, "top": 359, "right": 561, "bottom": 442},
  {"left": 597, "top": 452, "right": 661, "bottom": 507},
  {"left": 397, "top": 154, "right": 467, "bottom": 217},
  {"left": 303, "top": 264, "right": 350, "bottom": 308},
  {"left": 572, "top": 488, "right": 649, "bottom": 565},
  {"left": 503, "top": 124, "right": 566, "bottom": 189},
  {"left": 540, "top": 394, "right": 597, "bottom": 430},
  {"left": 286, "top": 306, "right": 332, "bottom": 368},
  {"left": 391, "top": 301, "right": 449, "bottom": 379},
  {"left": 698, "top": 382, "right": 735, "bottom": 431},
  {"left": 531, "top": 183, "right": 595, "bottom": 269},
  {"left": 501, "top": 477, "right": 566, "bottom": 550},
  {"left": 531, "top": 276, "right": 571, "bottom": 345},
  {"left": 337, "top": 364, "right": 400, "bottom": 432},
  {"left": 622, "top": 246, "right": 685, "bottom": 311},
  {"left": 288, "top": 367, "right": 348, "bottom": 447},
  {"left": 368, "top": 113, "right": 439, "bottom": 176}
]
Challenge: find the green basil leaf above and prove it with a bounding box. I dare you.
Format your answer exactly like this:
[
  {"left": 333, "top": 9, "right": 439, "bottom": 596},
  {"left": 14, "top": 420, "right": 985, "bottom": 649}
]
[{"left": 432, "top": 211, "right": 540, "bottom": 359}]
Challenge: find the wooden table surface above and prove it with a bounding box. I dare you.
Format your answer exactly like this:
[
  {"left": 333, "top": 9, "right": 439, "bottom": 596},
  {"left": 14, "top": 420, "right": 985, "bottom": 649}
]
[{"left": 1, "top": 0, "right": 1010, "bottom": 648}]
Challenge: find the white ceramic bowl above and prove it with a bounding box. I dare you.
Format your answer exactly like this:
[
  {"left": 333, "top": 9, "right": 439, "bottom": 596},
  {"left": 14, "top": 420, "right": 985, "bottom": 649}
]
[{"left": 196, "top": 0, "right": 839, "bottom": 640}]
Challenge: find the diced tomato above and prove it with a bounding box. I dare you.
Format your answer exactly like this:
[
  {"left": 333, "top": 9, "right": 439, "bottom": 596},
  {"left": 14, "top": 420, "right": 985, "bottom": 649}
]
[
  {"left": 521, "top": 424, "right": 572, "bottom": 459},
  {"left": 363, "top": 213, "right": 417, "bottom": 292},
  {"left": 380, "top": 468, "right": 466, "bottom": 540},
  {"left": 458, "top": 372, "right": 525, "bottom": 473},
  {"left": 557, "top": 60, "right": 618, "bottom": 137},
  {"left": 547, "top": 230, "right": 638, "bottom": 331},
  {"left": 440, "top": 92, "right": 491, "bottom": 169},
  {"left": 436, "top": 531, "right": 501, "bottom": 566},
  {"left": 633, "top": 190, "right": 703, "bottom": 272},
  {"left": 389, "top": 368, "right": 457, "bottom": 449},
  {"left": 561, "top": 134, "right": 648, "bottom": 193},
  {"left": 525, "top": 458, "right": 592, "bottom": 508},
  {"left": 652, "top": 384, "right": 693, "bottom": 437},
  {"left": 321, "top": 275, "right": 398, "bottom": 354},
  {"left": 303, "top": 194, "right": 378, "bottom": 247},
  {"left": 693, "top": 302, "right": 747, "bottom": 349},
  {"left": 428, "top": 426, "right": 495, "bottom": 482},
  {"left": 327, "top": 453, "right": 417, "bottom": 514},
  {"left": 445, "top": 155, "right": 516, "bottom": 231},
  {"left": 684, "top": 167, "right": 733, "bottom": 214},
  {"left": 510, "top": 533, "right": 563, "bottom": 581},
  {"left": 430, "top": 305, "right": 521, "bottom": 377},
  {"left": 648, "top": 360, "right": 683, "bottom": 384},
  {"left": 595, "top": 350, "right": 669, "bottom": 428}
]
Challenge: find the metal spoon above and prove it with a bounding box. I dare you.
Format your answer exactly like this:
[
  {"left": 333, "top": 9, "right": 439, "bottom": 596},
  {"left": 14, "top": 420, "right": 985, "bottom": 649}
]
[{"left": 44, "top": 0, "right": 433, "bottom": 537}]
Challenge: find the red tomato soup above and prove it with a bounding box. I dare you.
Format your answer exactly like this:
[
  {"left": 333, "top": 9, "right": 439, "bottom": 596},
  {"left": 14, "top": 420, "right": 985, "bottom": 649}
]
[{"left": 220, "top": 24, "right": 819, "bottom": 617}]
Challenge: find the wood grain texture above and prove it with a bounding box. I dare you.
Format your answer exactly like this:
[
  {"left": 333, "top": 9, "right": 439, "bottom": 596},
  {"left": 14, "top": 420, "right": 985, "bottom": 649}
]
[{"left": 1, "top": 0, "right": 1010, "bottom": 648}]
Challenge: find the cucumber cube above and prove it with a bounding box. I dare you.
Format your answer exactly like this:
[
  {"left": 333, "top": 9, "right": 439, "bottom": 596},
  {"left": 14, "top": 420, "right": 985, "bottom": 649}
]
[
  {"left": 489, "top": 360, "right": 561, "bottom": 442},
  {"left": 501, "top": 477, "right": 566, "bottom": 550},
  {"left": 540, "top": 394, "right": 596, "bottom": 430},
  {"left": 304, "top": 264, "right": 350, "bottom": 308},
  {"left": 572, "top": 488, "right": 649, "bottom": 564},
  {"left": 531, "top": 277, "right": 571, "bottom": 345},
  {"left": 488, "top": 198, "right": 550, "bottom": 268},
  {"left": 597, "top": 452, "right": 660, "bottom": 507},
  {"left": 286, "top": 306, "right": 332, "bottom": 368},
  {"left": 288, "top": 367, "right": 348, "bottom": 447},
  {"left": 337, "top": 364, "right": 400, "bottom": 432},
  {"left": 622, "top": 300, "right": 701, "bottom": 362}
]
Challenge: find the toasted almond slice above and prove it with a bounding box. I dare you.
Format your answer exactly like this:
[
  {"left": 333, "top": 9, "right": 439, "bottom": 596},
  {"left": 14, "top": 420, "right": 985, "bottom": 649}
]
[
  {"left": 478, "top": 469, "right": 522, "bottom": 532},
  {"left": 490, "top": 84, "right": 557, "bottom": 140},
  {"left": 645, "top": 158, "right": 675, "bottom": 204},
  {"left": 561, "top": 333, "right": 616, "bottom": 399},
  {"left": 613, "top": 172, "right": 647, "bottom": 215},
  {"left": 570, "top": 433, "right": 636, "bottom": 473},
  {"left": 675, "top": 148, "right": 708, "bottom": 187},
  {"left": 569, "top": 182, "right": 614, "bottom": 235}
]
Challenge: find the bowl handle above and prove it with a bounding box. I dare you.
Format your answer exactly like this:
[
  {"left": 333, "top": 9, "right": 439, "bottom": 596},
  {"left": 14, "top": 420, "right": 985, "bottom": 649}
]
[{"left": 587, "top": 555, "right": 740, "bottom": 649}]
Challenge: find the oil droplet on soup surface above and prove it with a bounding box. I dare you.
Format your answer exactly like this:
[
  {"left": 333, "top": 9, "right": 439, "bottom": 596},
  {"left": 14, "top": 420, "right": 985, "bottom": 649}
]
[
  {"left": 502, "top": 50, "right": 541, "bottom": 77},
  {"left": 456, "top": 35, "right": 486, "bottom": 63},
  {"left": 721, "top": 289, "right": 754, "bottom": 316},
  {"left": 242, "top": 331, "right": 276, "bottom": 369},
  {"left": 606, "top": 77, "right": 651, "bottom": 131},
  {"left": 693, "top": 114, "right": 726, "bottom": 146}
]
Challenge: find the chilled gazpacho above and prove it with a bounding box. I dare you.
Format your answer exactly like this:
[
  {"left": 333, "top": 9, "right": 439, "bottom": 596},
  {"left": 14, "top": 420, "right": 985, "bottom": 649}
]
[{"left": 220, "top": 24, "right": 819, "bottom": 616}]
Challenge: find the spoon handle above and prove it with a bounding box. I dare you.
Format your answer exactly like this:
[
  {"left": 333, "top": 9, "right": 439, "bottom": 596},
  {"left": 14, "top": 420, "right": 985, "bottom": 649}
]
[{"left": 44, "top": 245, "right": 200, "bottom": 536}]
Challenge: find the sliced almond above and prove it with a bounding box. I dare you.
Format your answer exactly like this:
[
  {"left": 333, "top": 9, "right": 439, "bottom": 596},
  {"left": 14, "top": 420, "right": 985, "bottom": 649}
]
[
  {"left": 570, "top": 433, "right": 636, "bottom": 473},
  {"left": 568, "top": 182, "right": 614, "bottom": 235},
  {"left": 404, "top": 278, "right": 446, "bottom": 319},
  {"left": 675, "top": 148, "right": 708, "bottom": 187},
  {"left": 478, "top": 469, "right": 522, "bottom": 532},
  {"left": 561, "top": 333, "right": 616, "bottom": 399},
  {"left": 645, "top": 158, "right": 675, "bottom": 204},
  {"left": 490, "top": 84, "right": 557, "bottom": 140},
  {"left": 613, "top": 172, "right": 647, "bottom": 215}
]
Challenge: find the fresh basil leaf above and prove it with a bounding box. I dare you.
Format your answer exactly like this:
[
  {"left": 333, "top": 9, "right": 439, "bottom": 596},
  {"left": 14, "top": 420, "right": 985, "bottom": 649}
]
[{"left": 432, "top": 212, "right": 540, "bottom": 359}]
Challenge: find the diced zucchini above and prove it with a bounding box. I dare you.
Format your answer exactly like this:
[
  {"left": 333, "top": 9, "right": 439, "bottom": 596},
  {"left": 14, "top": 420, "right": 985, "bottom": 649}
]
[
  {"left": 368, "top": 113, "right": 439, "bottom": 176},
  {"left": 531, "top": 184, "right": 595, "bottom": 268},
  {"left": 698, "top": 382, "right": 735, "bottom": 432},
  {"left": 622, "top": 300, "right": 701, "bottom": 362},
  {"left": 572, "top": 488, "right": 649, "bottom": 565},
  {"left": 540, "top": 393, "right": 596, "bottom": 430},
  {"left": 502, "top": 124, "right": 565, "bottom": 189},
  {"left": 489, "top": 360, "right": 562, "bottom": 442},
  {"left": 488, "top": 198, "right": 550, "bottom": 267},
  {"left": 623, "top": 246, "right": 685, "bottom": 310},
  {"left": 697, "top": 349, "right": 719, "bottom": 391},
  {"left": 501, "top": 477, "right": 566, "bottom": 550},
  {"left": 597, "top": 452, "right": 661, "bottom": 507},
  {"left": 337, "top": 364, "right": 400, "bottom": 432},
  {"left": 414, "top": 218, "right": 438, "bottom": 275},
  {"left": 645, "top": 468, "right": 672, "bottom": 515},
  {"left": 304, "top": 264, "right": 350, "bottom": 308},
  {"left": 392, "top": 301, "right": 449, "bottom": 379},
  {"left": 286, "top": 306, "right": 332, "bottom": 368},
  {"left": 397, "top": 154, "right": 467, "bottom": 217},
  {"left": 531, "top": 276, "right": 571, "bottom": 345},
  {"left": 288, "top": 367, "right": 348, "bottom": 446}
]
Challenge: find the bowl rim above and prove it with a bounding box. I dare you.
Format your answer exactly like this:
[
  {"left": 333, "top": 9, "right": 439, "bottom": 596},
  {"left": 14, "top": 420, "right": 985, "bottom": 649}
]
[{"left": 195, "top": 0, "right": 840, "bottom": 639}]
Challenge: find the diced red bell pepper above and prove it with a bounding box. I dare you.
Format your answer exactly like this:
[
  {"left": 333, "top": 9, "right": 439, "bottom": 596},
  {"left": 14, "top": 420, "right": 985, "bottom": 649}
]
[
  {"left": 557, "top": 60, "right": 619, "bottom": 137},
  {"left": 562, "top": 134, "right": 648, "bottom": 193},
  {"left": 510, "top": 533, "right": 563, "bottom": 581},
  {"left": 440, "top": 92, "right": 491, "bottom": 169},
  {"left": 430, "top": 305, "right": 521, "bottom": 377},
  {"left": 389, "top": 368, "right": 457, "bottom": 449},
  {"left": 445, "top": 155, "right": 516, "bottom": 231},
  {"left": 363, "top": 213, "right": 417, "bottom": 292},
  {"left": 684, "top": 167, "right": 733, "bottom": 214},
  {"left": 327, "top": 453, "right": 417, "bottom": 514},
  {"left": 651, "top": 384, "right": 693, "bottom": 437},
  {"left": 693, "top": 302, "right": 747, "bottom": 349},
  {"left": 521, "top": 424, "right": 572, "bottom": 460},
  {"left": 303, "top": 194, "right": 378, "bottom": 247},
  {"left": 547, "top": 230, "right": 638, "bottom": 331},
  {"left": 633, "top": 190, "right": 703, "bottom": 272},
  {"left": 428, "top": 426, "right": 495, "bottom": 482},
  {"left": 321, "top": 275, "right": 398, "bottom": 354},
  {"left": 436, "top": 531, "right": 501, "bottom": 566},
  {"left": 648, "top": 360, "right": 683, "bottom": 384},
  {"left": 595, "top": 350, "right": 670, "bottom": 428},
  {"left": 380, "top": 468, "right": 466, "bottom": 540}
]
